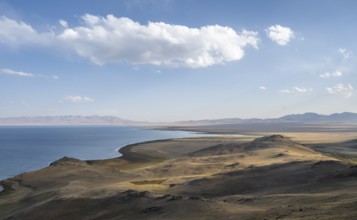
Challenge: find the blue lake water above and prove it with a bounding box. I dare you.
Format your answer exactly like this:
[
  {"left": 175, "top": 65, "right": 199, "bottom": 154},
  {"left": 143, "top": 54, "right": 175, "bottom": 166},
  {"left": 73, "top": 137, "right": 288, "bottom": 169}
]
[{"left": 0, "top": 126, "right": 200, "bottom": 181}]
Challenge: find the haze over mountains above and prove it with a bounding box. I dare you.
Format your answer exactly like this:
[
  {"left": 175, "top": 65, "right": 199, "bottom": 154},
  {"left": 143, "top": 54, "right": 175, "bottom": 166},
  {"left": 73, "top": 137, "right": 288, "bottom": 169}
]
[
  {"left": 180, "top": 112, "right": 357, "bottom": 124},
  {"left": 0, "top": 116, "right": 135, "bottom": 125},
  {"left": 1, "top": 112, "right": 357, "bottom": 125}
]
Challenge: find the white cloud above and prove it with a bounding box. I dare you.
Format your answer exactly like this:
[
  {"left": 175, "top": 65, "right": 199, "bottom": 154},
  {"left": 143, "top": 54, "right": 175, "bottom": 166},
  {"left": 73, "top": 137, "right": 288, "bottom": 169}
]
[
  {"left": 1, "top": 68, "right": 59, "bottom": 79},
  {"left": 266, "top": 25, "right": 295, "bottom": 46},
  {"left": 279, "top": 87, "right": 312, "bottom": 94},
  {"left": 0, "top": 68, "right": 34, "bottom": 77},
  {"left": 0, "top": 16, "right": 53, "bottom": 47},
  {"left": 0, "top": 15, "right": 260, "bottom": 68},
  {"left": 293, "top": 87, "right": 313, "bottom": 93},
  {"left": 326, "top": 84, "right": 353, "bottom": 98},
  {"left": 338, "top": 48, "right": 352, "bottom": 59},
  {"left": 259, "top": 86, "right": 267, "bottom": 90},
  {"left": 320, "top": 70, "right": 342, "bottom": 78},
  {"left": 63, "top": 96, "right": 94, "bottom": 103},
  {"left": 57, "top": 14, "right": 260, "bottom": 68},
  {"left": 59, "top": 19, "right": 68, "bottom": 28}
]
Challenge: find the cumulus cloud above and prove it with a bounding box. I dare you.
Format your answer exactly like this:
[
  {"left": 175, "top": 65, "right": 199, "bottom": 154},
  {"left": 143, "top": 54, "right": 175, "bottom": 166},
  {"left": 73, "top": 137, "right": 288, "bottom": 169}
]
[
  {"left": 259, "top": 86, "right": 267, "bottom": 90},
  {"left": 338, "top": 48, "right": 352, "bottom": 59},
  {"left": 0, "top": 15, "right": 260, "bottom": 68},
  {"left": 326, "top": 84, "right": 353, "bottom": 98},
  {"left": 266, "top": 25, "right": 295, "bottom": 46},
  {"left": 0, "top": 68, "right": 34, "bottom": 77},
  {"left": 320, "top": 70, "right": 342, "bottom": 78},
  {"left": 63, "top": 96, "right": 94, "bottom": 103},
  {"left": 57, "top": 14, "right": 260, "bottom": 67},
  {"left": 279, "top": 87, "right": 312, "bottom": 94},
  {"left": 0, "top": 16, "right": 53, "bottom": 47}
]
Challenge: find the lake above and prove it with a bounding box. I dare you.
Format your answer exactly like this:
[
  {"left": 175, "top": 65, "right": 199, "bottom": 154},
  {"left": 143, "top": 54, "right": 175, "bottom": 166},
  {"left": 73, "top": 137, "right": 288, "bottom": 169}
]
[{"left": 0, "top": 126, "right": 199, "bottom": 180}]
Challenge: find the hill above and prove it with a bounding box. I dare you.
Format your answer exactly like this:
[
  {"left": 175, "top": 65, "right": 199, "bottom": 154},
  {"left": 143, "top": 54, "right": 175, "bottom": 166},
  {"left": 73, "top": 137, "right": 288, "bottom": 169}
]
[
  {"left": 2, "top": 134, "right": 357, "bottom": 219},
  {"left": 189, "top": 134, "right": 316, "bottom": 156}
]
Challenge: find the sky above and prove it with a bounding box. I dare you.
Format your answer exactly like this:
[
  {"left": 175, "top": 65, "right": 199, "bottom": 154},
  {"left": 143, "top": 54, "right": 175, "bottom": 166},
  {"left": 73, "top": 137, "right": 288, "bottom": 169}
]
[{"left": 0, "top": 0, "right": 356, "bottom": 122}]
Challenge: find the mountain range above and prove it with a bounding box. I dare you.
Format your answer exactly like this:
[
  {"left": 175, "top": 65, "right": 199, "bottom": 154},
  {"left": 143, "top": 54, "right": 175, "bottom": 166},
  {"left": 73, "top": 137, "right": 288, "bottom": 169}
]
[
  {"left": 0, "top": 115, "right": 135, "bottom": 125},
  {"left": 0, "top": 112, "right": 357, "bottom": 125},
  {"left": 178, "top": 112, "right": 357, "bottom": 124}
]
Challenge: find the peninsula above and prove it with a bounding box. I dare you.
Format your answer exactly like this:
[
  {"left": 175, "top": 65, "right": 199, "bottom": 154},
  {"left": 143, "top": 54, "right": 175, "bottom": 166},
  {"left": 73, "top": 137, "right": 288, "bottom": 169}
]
[{"left": 1, "top": 131, "right": 357, "bottom": 219}]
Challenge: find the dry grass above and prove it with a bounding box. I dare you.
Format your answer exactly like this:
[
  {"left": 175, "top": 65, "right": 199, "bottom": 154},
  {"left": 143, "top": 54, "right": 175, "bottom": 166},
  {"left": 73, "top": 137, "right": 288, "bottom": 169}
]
[
  {"left": 131, "top": 179, "right": 167, "bottom": 185},
  {"left": 1, "top": 132, "right": 357, "bottom": 219}
]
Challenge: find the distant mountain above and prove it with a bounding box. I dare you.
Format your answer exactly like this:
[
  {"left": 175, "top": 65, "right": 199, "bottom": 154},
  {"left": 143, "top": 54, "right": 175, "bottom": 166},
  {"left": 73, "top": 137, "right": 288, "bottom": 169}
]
[
  {"left": 0, "top": 116, "right": 139, "bottom": 125},
  {"left": 178, "top": 112, "right": 357, "bottom": 125},
  {"left": 277, "top": 112, "right": 324, "bottom": 122},
  {"left": 276, "top": 112, "right": 357, "bottom": 122},
  {"left": 1, "top": 112, "right": 357, "bottom": 126}
]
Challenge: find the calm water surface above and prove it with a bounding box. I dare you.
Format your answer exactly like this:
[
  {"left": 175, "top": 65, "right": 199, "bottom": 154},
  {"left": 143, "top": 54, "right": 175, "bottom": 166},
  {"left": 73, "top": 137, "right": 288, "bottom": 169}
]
[{"left": 0, "top": 126, "right": 199, "bottom": 180}]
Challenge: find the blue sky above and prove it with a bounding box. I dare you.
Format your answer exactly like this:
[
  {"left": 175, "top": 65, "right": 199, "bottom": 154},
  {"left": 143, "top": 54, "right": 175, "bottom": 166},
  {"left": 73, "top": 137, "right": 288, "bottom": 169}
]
[{"left": 0, "top": 0, "right": 356, "bottom": 121}]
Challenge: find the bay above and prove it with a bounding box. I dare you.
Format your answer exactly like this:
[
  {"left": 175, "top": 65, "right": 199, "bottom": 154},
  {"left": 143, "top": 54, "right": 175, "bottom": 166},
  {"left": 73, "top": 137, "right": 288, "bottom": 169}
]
[{"left": 0, "top": 126, "right": 199, "bottom": 180}]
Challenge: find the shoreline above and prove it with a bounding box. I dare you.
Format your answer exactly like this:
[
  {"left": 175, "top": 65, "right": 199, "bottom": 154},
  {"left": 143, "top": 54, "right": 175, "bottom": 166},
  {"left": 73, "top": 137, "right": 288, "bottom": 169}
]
[
  {"left": 1, "top": 129, "right": 355, "bottom": 190},
  {"left": 2, "top": 123, "right": 356, "bottom": 184},
  {"left": 1, "top": 132, "right": 357, "bottom": 219},
  {"left": 0, "top": 125, "right": 202, "bottom": 177},
  {"left": 117, "top": 138, "right": 176, "bottom": 162}
]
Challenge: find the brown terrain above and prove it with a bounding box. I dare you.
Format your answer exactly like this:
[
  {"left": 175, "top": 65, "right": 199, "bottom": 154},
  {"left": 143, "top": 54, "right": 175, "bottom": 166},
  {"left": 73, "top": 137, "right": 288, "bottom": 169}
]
[{"left": 1, "top": 132, "right": 357, "bottom": 219}]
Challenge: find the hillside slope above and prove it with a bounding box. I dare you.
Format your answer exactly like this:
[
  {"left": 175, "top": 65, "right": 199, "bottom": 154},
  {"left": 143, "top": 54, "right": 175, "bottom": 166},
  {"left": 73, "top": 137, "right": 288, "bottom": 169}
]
[{"left": 1, "top": 135, "right": 356, "bottom": 219}]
